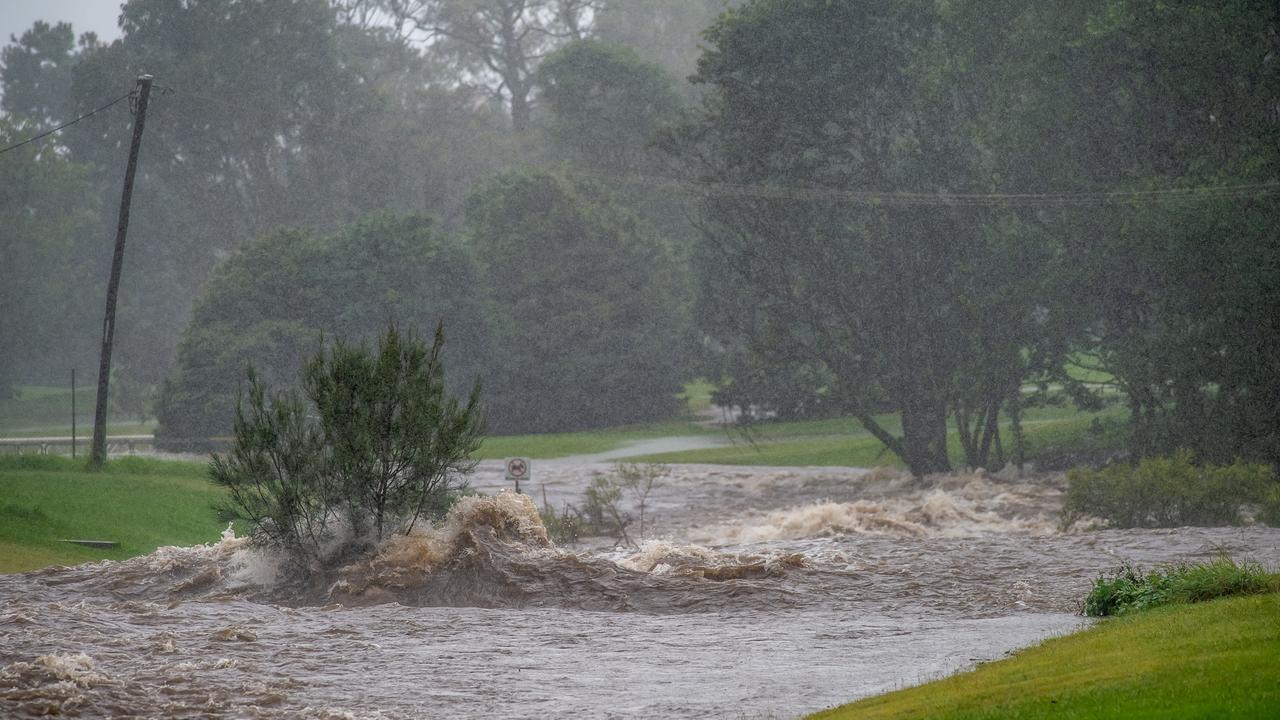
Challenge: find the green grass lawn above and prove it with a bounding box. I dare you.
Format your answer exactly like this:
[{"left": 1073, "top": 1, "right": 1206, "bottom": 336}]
[
  {"left": 809, "top": 593, "right": 1280, "bottom": 720},
  {"left": 0, "top": 455, "right": 226, "bottom": 573},
  {"left": 628, "top": 405, "right": 1127, "bottom": 468},
  {"left": 0, "top": 384, "right": 154, "bottom": 437}
]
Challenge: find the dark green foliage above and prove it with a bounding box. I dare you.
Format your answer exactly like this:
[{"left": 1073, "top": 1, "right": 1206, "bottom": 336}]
[
  {"left": 679, "top": 0, "right": 1280, "bottom": 474},
  {"left": 302, "top": 325, "right": 484, "bottom": 543},
  {"left": 1084, "top": 557, "right": 1279, "bottom": 617},
  {"left": 1063, "top": 451, "right": 1277, "bottom": 529},
  {"left": 977, "top": 1, "right": 1280, "bottom": 467},
  {"left": 593, "top": 0, "right": 730, "bottom": 90},
  {"left": 682, "top": 0, "right": 1050, "bottom": 476},
  {"left": 0, "top": 117, "right": 102, "bottom": 391},
  {"left": 536, "top": 40, "right": 685, "bottom": 173},
  {"left": 210, "top": 372, "right": 333, "bottom": 567},
  {"left": 210, "top": 326, "right": 482, "bottom": 573},
  {"left": 157, "top": 212, "right": 485, "bottom": 442},
  {"left": 466, "top": 168, "right": 689, "bottom": 433},
  {"left": 0, "top": 21, "right": 80, "bottom": 126},
  {"left": 535, "top": 38, "right": 700, "bottom": 334},
  {"left": 707, "top": 351, "right": 850, "bottom": 422}
]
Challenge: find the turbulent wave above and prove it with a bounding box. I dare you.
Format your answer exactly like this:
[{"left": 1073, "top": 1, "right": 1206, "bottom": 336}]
[
  {"left": 327, "top": 492, "right": 805, "bottom": 611},
  {"left": 703, "top": 473, "right": 1062, "bottom": 544},
  {"left": 18, "top": 491, "right": 804, "bottom": 613},
  {"left": 13, "top": 473, "right": 1065, "bottom": 614}
]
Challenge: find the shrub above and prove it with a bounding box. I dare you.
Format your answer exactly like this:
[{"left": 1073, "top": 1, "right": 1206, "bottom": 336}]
[
  {"left": 466, "top": 168, "right": 691, "bottom": 434},
  {"left": 1063, "top": 450, "right": 1276, "bottom": 529},
  {"left": 157, "top": 213, "right": 486, "bottom": 443},
  {"left": 210, "top": 325, "right": 483, "bottom": 573},
  {"left": 1084, "top": 557, "right": 1279, "bottom": 617},
  {"left": 535, "top": 463, "right": 668, "bottom": 548}
]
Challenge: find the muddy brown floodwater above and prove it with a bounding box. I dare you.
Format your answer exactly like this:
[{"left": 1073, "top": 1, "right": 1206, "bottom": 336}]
[{"left": 3, "top": 462, "right": 1278, "bottom": 718}]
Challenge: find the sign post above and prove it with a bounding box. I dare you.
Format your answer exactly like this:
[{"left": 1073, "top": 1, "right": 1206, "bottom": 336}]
[{"left": 505, "top": 457, "right": 530, "bottom": 494}]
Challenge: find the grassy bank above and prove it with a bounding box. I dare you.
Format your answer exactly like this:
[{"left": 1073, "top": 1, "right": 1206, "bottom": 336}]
[
  {"left": 808, "top": 593, "right": 1280, "bottom": 719},
  {"left": 0, "top": 455, "right": 225, "bottom": 573},
  {"left": 0, "top": 384, "right": 153, "bottom": 438}
]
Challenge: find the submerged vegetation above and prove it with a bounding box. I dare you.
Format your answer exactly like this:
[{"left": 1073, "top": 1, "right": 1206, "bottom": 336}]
[
  {"left": 538, "top": 462, "right": 668, "bottom": 546},
  {"left": 1083, "top": 557, "right": 1280, "bottom": 617}
]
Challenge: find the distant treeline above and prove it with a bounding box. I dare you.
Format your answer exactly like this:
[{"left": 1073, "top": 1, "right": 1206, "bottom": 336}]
[{"left": 1, "top": 1, "right": 1277, "bottom": 474}]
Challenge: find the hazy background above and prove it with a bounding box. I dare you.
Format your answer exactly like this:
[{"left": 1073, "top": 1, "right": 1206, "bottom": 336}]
[{"left": 0, "top": 0, "right": 121, "bottom": 47}]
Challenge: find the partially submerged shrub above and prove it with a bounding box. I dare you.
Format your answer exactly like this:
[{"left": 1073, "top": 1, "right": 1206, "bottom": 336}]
[
  {"left": 537, "top": 463, "right": 668, "bottom": 547},
  {"left": 1063, "top": 450, "right": 1275, "bottom": 529},
  {"left": 210, "top": 325, "right": 483, "bottom": 573},
  {"left": 537, "top": 489, "right": 581, "bottom": 546},
  {"left": 1084, "top": 557, "right": 1279, "bottom": 617}
]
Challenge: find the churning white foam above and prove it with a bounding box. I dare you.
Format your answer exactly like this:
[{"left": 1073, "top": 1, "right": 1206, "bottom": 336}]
[{"left": 705, "top": 473, "right": 1061, "bottom": 543}]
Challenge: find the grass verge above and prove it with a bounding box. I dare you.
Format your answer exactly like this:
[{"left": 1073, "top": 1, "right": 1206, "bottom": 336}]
[
  {"left": 808, "top": 592, "right": 1280, "bottom": 720},
  {"left": 0, "top": 455, "right": 226, "bottom": 573}
]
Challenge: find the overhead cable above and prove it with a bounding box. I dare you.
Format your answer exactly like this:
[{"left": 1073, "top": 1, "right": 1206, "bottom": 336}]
[
  {"left": 0, "top": 91, "right": 134, "bottom": 157},
  {"left": 598, "top": 171, "right": 1280, "bottom": 207}
]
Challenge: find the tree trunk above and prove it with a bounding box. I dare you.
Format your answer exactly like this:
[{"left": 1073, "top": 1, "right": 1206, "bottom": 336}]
[
  {"left": 510, "top": 86, "right": 531, "bottom": 132},
  {"left": 900, "top": 393, "right": 951, "bottom": 477}
]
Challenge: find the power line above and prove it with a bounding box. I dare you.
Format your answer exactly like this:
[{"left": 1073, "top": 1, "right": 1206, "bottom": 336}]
[
  {"left": 593, "top": 171, "right": 1280, "bottom": 207},
  {"left": 0, "top": 91, "right": 134, "bottom": 157}
]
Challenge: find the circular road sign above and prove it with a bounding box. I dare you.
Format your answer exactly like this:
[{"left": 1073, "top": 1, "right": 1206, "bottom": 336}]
[{"left": 505, "top": 458, "right": 529, "bottom": 480}]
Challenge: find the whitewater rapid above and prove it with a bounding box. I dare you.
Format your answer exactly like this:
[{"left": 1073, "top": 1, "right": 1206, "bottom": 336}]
[{"left": 2, "top": 462, "right": 1278, "bottom": 718}]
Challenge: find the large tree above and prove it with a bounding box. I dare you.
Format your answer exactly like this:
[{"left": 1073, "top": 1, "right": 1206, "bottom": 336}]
[
  {"left": 379, "top": 0, "right": 595, "bottom": 131},
  {"left": 466, "top": 168, "right": 689, "bottom": 432},
  {"left": 156, "top": 212, "right": 487, "bottom": 443},
  {"left": 984, "top": 1, "right": 1280, "bottom": 465},
  {"left": 1, "top": 21, "right": 101, "bottom": 127},
  {"left": 592, "top": 0, "right": 729, "bottom": 93},
  {"left": 0, "top": 119, "right": 102, "bottom": 393},
  {"left": 682, "top": 0, "right": 1061, "bottom": 475},
  {"left": 536, "top": 39, "right": 684, "bottom": 174}
]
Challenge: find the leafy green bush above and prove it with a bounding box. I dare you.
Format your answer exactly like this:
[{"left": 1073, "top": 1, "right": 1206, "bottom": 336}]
[
  {"left": 1263, "top": 486, "right": 1280, "bottom": 527},
  {"left": 210, "top": 326, "right": 483, "bottom": 573},
  {"left": 1084, "top": 557, "right": 1278, "bottom": 617},
  {"left": 157, "top": 212, "right": 486, "bottom": 443},
  {"left": 466, "top": 169, "right": 691, "bottom": 434},
  {"left": 1063, "top": 450, "right": 1276, "bottom": 529}
]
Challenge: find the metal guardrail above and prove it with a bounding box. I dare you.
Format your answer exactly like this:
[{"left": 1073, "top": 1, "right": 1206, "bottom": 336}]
[{"left": 0, "top": 434, "right": 155, "bottom": 455}]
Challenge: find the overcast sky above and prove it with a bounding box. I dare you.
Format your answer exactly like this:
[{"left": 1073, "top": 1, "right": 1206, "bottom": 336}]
[{"left": 1, "top": 0, "right": 122, "bottom": 48}]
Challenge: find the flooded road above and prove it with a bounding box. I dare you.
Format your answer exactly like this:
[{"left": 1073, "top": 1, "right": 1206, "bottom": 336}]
[{"left": 3, "top": 462, "right": 1278, "bottom": 718}]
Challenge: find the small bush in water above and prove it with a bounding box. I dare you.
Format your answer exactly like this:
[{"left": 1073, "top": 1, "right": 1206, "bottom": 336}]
[
  {"left": 210, "top": 325, "right": 483, "bottom": 573},
  {"left": 1063, "top": 450, "right": 1276, "bottom": 529},
  {"left": 1084, "top": 557, "right": 1279, "bottom": 617}
]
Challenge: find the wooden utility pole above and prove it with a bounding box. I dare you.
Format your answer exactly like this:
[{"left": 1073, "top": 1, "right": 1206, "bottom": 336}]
[{"left": 91, "top": 74, "right": 153, "bottom": 469}]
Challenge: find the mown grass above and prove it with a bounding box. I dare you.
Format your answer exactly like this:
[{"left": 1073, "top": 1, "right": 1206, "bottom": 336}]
[
  {"left": 629, "top": 405, "right": 1127, "bottom": 468},
  {"left": 0, "top": 455, "right": 226, "bottom": 573},
  {"left": 0, "top": 384, "right": 153, "bottom": 437},
  {"left": 808, "top": 592, "right": 1280, "bottom": 720}
]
